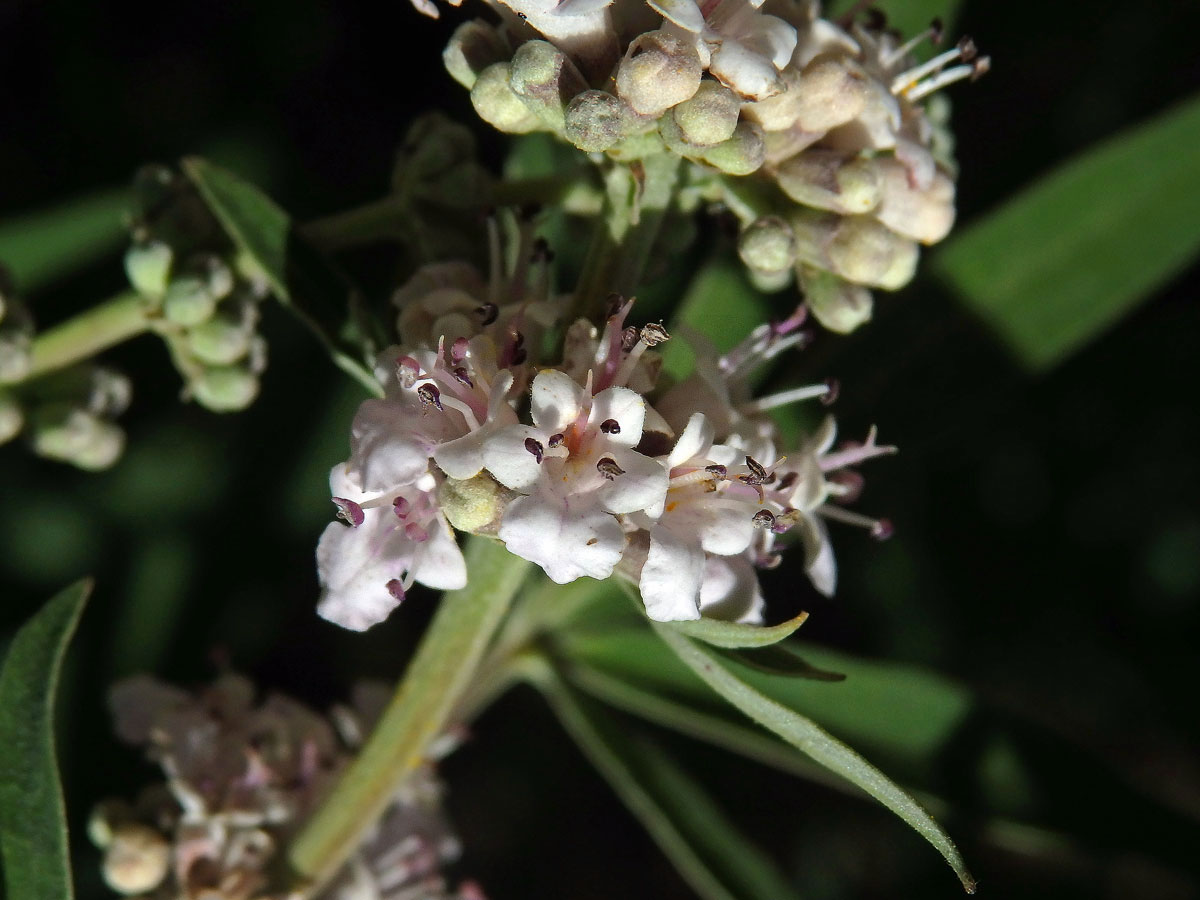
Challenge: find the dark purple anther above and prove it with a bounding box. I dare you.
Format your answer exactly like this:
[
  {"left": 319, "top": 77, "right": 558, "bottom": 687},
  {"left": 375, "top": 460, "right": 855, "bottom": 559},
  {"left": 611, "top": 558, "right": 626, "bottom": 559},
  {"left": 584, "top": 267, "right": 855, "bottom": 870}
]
[
  {"left": 871, "top": 519, "right": 895, "bottom": 541},
  {"left": 821, "top": 377, "right": 840, "bottom": 406},
  {"left": 639, "top": 322, "right": 670, "bottom": 347},
  {"left": 393, "top": 496, "right": 410, "bottom": 519},
  {"left": 596, "top": 457, "right": 626, "bottom": 480},
  {"left": 548, "top": 432, "right": 565, "bottom": 448},
  {"left": 751, "top": 509, "right": 777, "bottom": 529},
  {"left": 777, "top": 471, "right": 799, "bottom": 492},
  {"left": 386, "top": 579, "right": 406, "bottom": 602},
  {"left": 417, "top": 384, "right": 443, "bottom": 410},
  {"left": 453, "top": 366, "right": 474, "bottom": 388},
  {"left": 620, "top": 326, "right": 640, "bottom": 352},
  {"left": 744, "top": 455, "right": 768, "bottom": 483},
  {"left": 511, "top": 347, "right": 528, "bottom": 366},
  {"left": 451, "top": 337, "right": 470, "bottom": 362},
  {"left": 705, "top": 464, "right": 728, "bottom": 479},
  {"left": 524, "top": 437, "right": 544, "bottom": 463},
  {"left": 605, "top": 293, "right": 626, "bottom": 320},
  {"left": 475, "top": 303, "right": 499, "bottom": 326},
  {"left": 600, "top": 418, "right": 621, "bottom": 435},
  {"left": 332, "top": 497, "right": 365, "bottom": 528}
]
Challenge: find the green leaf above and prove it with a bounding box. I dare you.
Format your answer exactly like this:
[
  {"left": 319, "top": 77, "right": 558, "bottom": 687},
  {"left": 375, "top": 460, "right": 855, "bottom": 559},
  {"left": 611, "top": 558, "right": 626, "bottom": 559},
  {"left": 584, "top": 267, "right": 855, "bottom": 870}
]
[
  {"left": 0, "top": 188, "right": 129, "bottom": 292},
  {"left": 713, "top": 643, "right": 846, "bottom": 680},
  {"left": 935, "top": 92, "right": 1200, "bottom": 369},
  {"left": 533, "top": 660, "right": 802, "bottom": 900},
  {"left": 181, "top": 157, "right": 382, "bottom": 394},
  {"left": 0, "top": 579, "right": 92, "bottom": 900},
  {"left": 668, "top": 610, "right": 811, "bottom": 648},
  {"left": 652, "top": 623, "right": 976, "bottom": 893}
]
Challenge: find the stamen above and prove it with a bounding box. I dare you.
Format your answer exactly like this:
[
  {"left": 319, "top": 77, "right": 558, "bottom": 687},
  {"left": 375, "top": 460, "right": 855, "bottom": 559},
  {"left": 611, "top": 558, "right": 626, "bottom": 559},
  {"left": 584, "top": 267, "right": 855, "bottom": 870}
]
[
  {"left": 891, "top": 36, "right": 979, "bottom": 96},
  {"left": 475, "top": 303, "right": 499, "bottom": 326},
  {"left": 600, "top": 418, "right": 621, "bottom": 435},
  {"left": 393, "top": 496, "right": 410, "bottom": 519},
  {"left": 332, "top": 497, "right": 365, "bottom": 527},
  {"left": 417, "top": 384, "right": 443, "bottom": 411},
  {"left": 386, "top": 579, "right": 406, "bottom": 602},
  {"left": 705, "top": 464, "right": 728, "bottom": 479},
  {"left": 826, "top": 470, "right": 865, "bottom": 503},
  {"left": 436, "top": 392, "right": 482, "bottom": 431},
  {"left": 776, "top": 471, "right": 799, "bottom": 492},
  {"left": 639, "top": 322, "right": 670, "bottom": 347},
  {"left": 744, "top": 456, "right": 768, "bottom": 482},
  {"left": 548, "top": 433, "right": 565, "bottom": 448},
  {"left": 905, "top": 58, "right": 990, "bottom": 101},
  {"left": 821, "top": 377, "right": 840, "bottom": 406},
  {"left": 451, "top": 336, "right": 470, "bottom": 362},
  {"left": 596, "top": 457, "right": 626, "bottom": 480},
  {"left": 606, "top": 293, "right": 627, "bottom": 320},
  {"left": 751, "top": 509, "right": 776, "bottom": 529},
  {"left": 742, "top": 382, "right": 832, "bottom": 414},
  {"left": 881, "top": 19, "right": 943, "bottom": 68},
  {"left": 524, "top": 437, "right": 544, "bottom": 463},
  {"left": 452, "top": 366, "right": 474, "bottom": 388},
  {"left": 396, "top": 356, "right": 423, "bottom": 388},
  {"left": 620, "top": 326, "right": 640, "bottom": 352},
  {"left": 819, "top": 504, "right": 894, "bottom": 540},
  {"left": 819, "top": 426, "right": 897, "bottom": 472}
]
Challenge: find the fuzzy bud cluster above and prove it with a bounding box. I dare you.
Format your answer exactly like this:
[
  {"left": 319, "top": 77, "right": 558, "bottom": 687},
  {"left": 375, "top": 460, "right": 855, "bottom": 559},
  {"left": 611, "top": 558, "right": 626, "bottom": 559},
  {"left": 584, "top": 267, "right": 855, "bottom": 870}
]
[
  {"left": 125, "top": 165, "right": 269, "bottom": 413},
  {"left": 316, "top": 222, "right": 893, "bottom": 629},
  {"left": 430, "top": 0, "right": 984, "bottom": 333},
  {"left": 93, "top": 674, "right": 478, "bottom": 900}
]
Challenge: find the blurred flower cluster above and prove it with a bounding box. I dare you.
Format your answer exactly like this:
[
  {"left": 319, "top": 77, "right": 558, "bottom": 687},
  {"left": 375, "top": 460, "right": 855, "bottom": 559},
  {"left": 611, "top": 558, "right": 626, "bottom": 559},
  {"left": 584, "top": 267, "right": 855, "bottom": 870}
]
[{"left": 91, "top": 674, "right": 478, "bottom": 900}]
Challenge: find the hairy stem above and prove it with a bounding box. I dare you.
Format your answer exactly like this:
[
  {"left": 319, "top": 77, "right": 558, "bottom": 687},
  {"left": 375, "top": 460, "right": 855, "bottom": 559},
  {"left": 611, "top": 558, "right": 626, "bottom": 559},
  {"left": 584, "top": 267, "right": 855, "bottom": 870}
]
[
  {"left": 22, "top": 291, "right": 150, "bottom": 382},
  {"left": 287, "top": 537, "right": 532, "bottom": 894},
  {"left": 572, "top": 153, "right": 681, "bottom": 323}
]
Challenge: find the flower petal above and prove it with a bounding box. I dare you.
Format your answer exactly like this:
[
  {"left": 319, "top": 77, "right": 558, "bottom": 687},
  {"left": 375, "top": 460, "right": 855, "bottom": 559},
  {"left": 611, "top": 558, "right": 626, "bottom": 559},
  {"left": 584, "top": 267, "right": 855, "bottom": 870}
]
[
  {"left": 498, "top": 492, "right": 625, "bottom": 583},
  {"left": 315, "top": 515, "right": 409, "bottom": 631},
  {"left": 590, "top": 385, "right": 646, "bottom": 447},
  {"left": 597, "top": 448, "right": 669, "bottom": 515},
  {"left": 530, "top": 369, "right": 586, "bottom": 433},
  {"left": 649, "top": 0, "right": 705, "bottom": 33},
  {"left": 349, "top": 399, "right": 432, "bottom": 492},
  {"left": 482, "top": 424, "right": 547, "bottom": 490},
  {"left": 698, "top": 555, "right": 765, "bottom": 623},
  {"left": 410, "top": 516, "right": 468, "bottom": 590},
  {"left": 667, "top": 412, "right": 715, "bottom": 468},
  {"left": 640, "top": 525, "right": 704, "bottom": 621},
  {"left": 709, "top": 38, "right": 784, "bottom": 101}
]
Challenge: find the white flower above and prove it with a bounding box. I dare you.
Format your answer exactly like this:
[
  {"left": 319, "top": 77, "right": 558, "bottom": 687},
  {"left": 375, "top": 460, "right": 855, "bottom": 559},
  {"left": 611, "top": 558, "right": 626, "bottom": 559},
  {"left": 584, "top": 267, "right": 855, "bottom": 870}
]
[
  {"left": 485, "top": 369, "right": 668, "bottom": 583},
  {"left": 317, "top": 465, "right": 467, "bottom": 632}
]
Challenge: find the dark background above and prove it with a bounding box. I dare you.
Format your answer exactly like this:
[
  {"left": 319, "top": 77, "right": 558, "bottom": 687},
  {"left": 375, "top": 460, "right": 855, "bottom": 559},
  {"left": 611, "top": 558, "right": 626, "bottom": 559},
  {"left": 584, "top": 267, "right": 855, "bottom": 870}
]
[{"left": 2, "top": 0, "right": 1199, "bottom": 897}]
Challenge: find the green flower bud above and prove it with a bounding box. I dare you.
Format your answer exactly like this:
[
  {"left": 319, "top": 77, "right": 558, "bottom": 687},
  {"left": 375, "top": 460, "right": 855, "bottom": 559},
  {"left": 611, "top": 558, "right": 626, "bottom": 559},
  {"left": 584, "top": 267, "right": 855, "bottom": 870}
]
[
  {"left": 656, "top": 110, "right": 699, "bottom": 156},
  {"left": 124, "top": 241, "right": 174, "bottom": 299},
  {"left": 186, "top": 305, "right": 257, "bottom": 365},
  {"left": 162, "top": 276, "right": 216, "bottom": 326},
  {"left": 0, "top": 391, "right": 22, "bottom": 445},
  {"left": 701, "top": 121, "right": 766, "bottom": 176},
  {"left": 564, "top": 90, "right": 632, "bottom": 152},
  {"left": 508, "top": 40, "right": 587, "bottom": 132},
  {"left": 30, "top": 404, "right": 124, "bottom": 471},
  {"left": 775, "top": 150, "right": 882, "bottom": 215},
  {"left": 86, "top": 367, "right": 133, "bottom": 418},
  {"left": 606, "top": 127, "right": 666, "bottom": 162},
  {"left": 470, "top": 63, "right": 541, "bottom": 134},
  {"left": 673, "top": 81, "right": 740, "bottom": 147},
  {"left": 738, "top": 216, "right": 796, "bottom": 276},
  {"left": 200, "top": 254, "right": 235, "bottom": 302},
  {"left": 615, "top": 30, "right": 703, "bottom": 118},
  {"left": 827, "top": 216, "right": 918, "bottom": 290},
  {"left": 190, "top": 364, "right": 259, "bottom": 412},
  {"left": 438, "top": 474, "right": 504, "bottom": 533},
  {"left": 0, "top": 329, "right": 32, "bottom": 383},
  {"left": 443, "top": 19, "right": 510, "bottom": 90},
  {"left": 874, "top": 158, "right": 956, "bottom": 244},
  {"left": 799, "top": 265, "right": 874, "bottom": 333}
]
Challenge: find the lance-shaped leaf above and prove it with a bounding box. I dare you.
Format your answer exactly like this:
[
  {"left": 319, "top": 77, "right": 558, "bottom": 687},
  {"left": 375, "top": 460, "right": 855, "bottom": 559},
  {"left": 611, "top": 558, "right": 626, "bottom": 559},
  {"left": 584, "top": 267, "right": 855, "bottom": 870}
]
[
  {"left": 667, "top": 610, "right": 811, "bottom": 649},
  {"left": 181, "top": 157, "right": 381, "bottom": 394},
  {"left": 533, "top": 660, "right": 803, "bottom": 900},
  {"left": 652, "top": 623, "right": 977, "bottom": 893},
  {"left": 935, "top": 93, "right": 1200, "bottom": 369},
  {"left": 0, "top": 579, "right": 92, "bottom": 900}
]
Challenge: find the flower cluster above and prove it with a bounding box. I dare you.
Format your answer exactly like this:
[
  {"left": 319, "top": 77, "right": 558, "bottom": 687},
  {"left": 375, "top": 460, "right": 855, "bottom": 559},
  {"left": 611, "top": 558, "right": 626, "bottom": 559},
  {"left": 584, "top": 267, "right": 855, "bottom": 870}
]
[
  {"left": 317, "top": 245, "right": 892, "bottom": 629},
  {"left": 429, "top": 0, "right": 984, "bottom": 333},
  {"left": 92, "top": 674, "right": 477, "bottom": 900},
  {"left": 125, "top": 165, "right": 269, "bottom": 413}
]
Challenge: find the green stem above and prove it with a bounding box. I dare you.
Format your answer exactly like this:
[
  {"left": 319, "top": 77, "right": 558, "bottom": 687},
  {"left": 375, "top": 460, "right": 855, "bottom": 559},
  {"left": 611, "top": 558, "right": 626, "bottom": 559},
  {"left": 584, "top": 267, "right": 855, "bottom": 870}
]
[
  {"left": 22, "top": 291, "right": 150, "bottom": 382},
  {"left": 287, "top": 537, "right": 532, "bottom": 893},
  {"left": 572, "top": 153, "right": 681, "bottom": 323}
]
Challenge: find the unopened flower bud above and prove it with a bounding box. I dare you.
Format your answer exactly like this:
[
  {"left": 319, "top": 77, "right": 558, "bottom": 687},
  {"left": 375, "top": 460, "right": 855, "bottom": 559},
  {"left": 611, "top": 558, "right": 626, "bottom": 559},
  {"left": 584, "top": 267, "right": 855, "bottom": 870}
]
[
  {"left": 124, "top": 241, "right": 173, "bottom": 299},
  {"left": 0, "top": 390, "right": 22, "bottom": 444},
  {"left": 615, "top": 29, "right": 703, "bottom": 118},
  {"left": 799, "top": 265, "right": 873, "bottom": 333},
  {"left": 102, "top": 823, "right": 170, "bottom": 895},
  {"left": 31, "top": 404, "right": 124, "bottom": 470},
  {"left": 438, "top": 474, "right": 504, "bottom": 532},
  {"left": 738, "top": 216, "right": 796, "bottom": 275},
  {"left": 564, "top": 90, "right": 632, "bottom": 152},
  {"left": 0, "top": 294, "right": 34, "bottom": 383},
  {"left": 187, "top": 305, "right": 257, "bottom": 365},
  {"left": 443, "top": 19, "right": 510, "bottom": 90},
  {"left": 775, "top": 150, "right": 882, "bottom": 215},
  {"left": 190, "top": 364, "right": 260, "bottom": 412},
  {"left": 672, "top": 81, "right": 740, "bottom": 147},
  {"left": 162, "top": 276, "right": 217, "bottom": 326},
  {"left": 701, "top": 121, "right": 766, "bottom": 176},
  {"left": 198, "top": 254, "right": 235, "bottom": 302},
  {"left": 508, "top": 40, "right": 587, "bottom": 132},
  {"left": 873, "top": 158, "right": 956, "bottom": 244},
  {"left": 827, "top": 216, "right": 918, "bottom": 290},
  {"left": 792, "top": 55, "right": 869, "bottom": 133},
  {"left": 87, "top": 367, "right": 133, "bottom": 418},
  {"left": 470, "top": 63, "right": 541, "bottom": 134}
]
